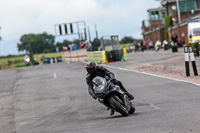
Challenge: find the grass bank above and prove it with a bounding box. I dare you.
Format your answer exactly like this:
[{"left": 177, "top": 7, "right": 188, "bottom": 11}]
[{"left": 0, "top": 52, "right": 64, "bottom": 69}]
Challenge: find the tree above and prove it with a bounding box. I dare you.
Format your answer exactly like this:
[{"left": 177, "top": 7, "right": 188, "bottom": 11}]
[
  {"left": 120, "top": 36, "right": 136, "bottom": 44},
  {"left": 92, "top": 38, "right": 100, "bottom": 51},
  {"left": 164, "top": 16, "right": 173, "bottom": 40},
  {"left": 17, "top": 32, "right": 55, "bottom": 54}
]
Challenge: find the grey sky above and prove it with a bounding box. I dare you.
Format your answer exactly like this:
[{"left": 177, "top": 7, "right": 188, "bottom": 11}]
[{"left": 0, "top": 0, "right": 160, "bottom": 56}]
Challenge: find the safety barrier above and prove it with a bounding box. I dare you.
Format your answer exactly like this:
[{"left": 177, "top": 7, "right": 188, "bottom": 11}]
[
  {"left": 86, "top": 48, "right": 127, "bottom": 64},
  {"left": 86, "top": 51, "right": 107, "bottom": 63},
  {"left": 123, "top": 48, "right": 127, "bottom": 61},
  {"left": 184, "top": 46, "right": 198, "bottom": 76},
  {"left": 64, "top": 48, "right": 87, "bottom": 62},
  {"left": 63, "top": 48, "right": 126, "bottom": 64}
]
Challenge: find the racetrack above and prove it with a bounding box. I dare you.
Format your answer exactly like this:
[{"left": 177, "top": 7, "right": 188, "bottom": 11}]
[{"left": 1, "top": 61, "right": 200, "bottom": 133}]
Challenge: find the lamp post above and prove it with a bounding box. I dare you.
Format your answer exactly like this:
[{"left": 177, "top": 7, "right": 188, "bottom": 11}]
[{"left": 176, "top": 0, "right": 181, "bottom": 23}]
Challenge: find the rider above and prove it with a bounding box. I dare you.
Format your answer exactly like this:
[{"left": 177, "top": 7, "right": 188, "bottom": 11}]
[{"left": 85, "top": 60, "right": 134, "bottom": 115}]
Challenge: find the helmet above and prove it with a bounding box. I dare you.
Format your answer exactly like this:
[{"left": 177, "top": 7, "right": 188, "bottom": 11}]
[{"left": 85, "top": 61, "right": 96, "bottom": 73}]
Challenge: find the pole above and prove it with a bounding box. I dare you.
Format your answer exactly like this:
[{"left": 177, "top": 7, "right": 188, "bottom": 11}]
[
  {"left": 176, "top": 0, "right": 181, "bottom": 23},
  {"left": 189, "top": 47, "right": 198, "bottom": 76},
  {"left": 77, "top": 22, "right": 80, "bottom": 62},
  {"left": 95, "top": 24, "right": 98, "bottom": 39},
  {"left": 184, "top": 46, "right": 190, "bottom": 76},
  {"left": 88, "top": 26, "right": 91, "bottom": 42}
]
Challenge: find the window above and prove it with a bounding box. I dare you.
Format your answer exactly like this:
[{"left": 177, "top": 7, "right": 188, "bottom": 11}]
[
  {"left": 179, "top": 1, "right": 185, "bottom": 12},
  {"left": 186, "top": 1, "right": 195, "bottom": 11},
  {"left": 197, "top": 0, "right": 200, "bottom": 9},
  {"left": 151, "top": 11, "right": 161, "bottom": 20},
  {"left": 161, "top": 12, "right": 166, "bottom": 18},
  {"left": 178, "top": 0, "right": 195, "bottom": 12},
  {"left": 151, "top": 12, "right": 155, "bottom": 20},
  {"left": 193, "top": 28, "right": 200, "bottom": 36},
  {"left": 155, "top": 11, "right": 160, "bottom": 19}
]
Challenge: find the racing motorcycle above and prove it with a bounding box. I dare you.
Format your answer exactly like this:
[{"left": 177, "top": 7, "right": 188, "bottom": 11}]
[
  {"left": 24, "top": 57, "right": 31, "bottom": 66},
  {"left": 92, "top": 76, "right": 135, "bottom": 116}
]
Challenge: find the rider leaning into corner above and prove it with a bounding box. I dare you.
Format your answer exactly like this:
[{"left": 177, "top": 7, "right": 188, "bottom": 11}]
[{"left": 85, "top": 60, "right": 134, "bottom": 115}]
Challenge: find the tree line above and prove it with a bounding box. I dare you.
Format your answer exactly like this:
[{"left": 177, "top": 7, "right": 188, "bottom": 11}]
[{"left": 17, "top": 32, "right": 139, "bottom": 54}]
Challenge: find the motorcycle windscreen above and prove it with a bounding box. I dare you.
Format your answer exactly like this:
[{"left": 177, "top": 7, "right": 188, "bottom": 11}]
[{"left": 92, "top": 77, "right": 106, "bottom": 92}]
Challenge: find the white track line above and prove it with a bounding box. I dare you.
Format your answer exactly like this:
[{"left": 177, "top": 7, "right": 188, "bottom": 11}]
[{"left": 103, "top": 64, "right": 200, "bottom": 87}]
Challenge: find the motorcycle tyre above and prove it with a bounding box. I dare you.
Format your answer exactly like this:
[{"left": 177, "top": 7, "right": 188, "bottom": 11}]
[
  {"left": 109, "top": 96, "right": 129, "bottom": 116},
  {"left": 129, "top": 102, "right": 135, "bottom": 114}
]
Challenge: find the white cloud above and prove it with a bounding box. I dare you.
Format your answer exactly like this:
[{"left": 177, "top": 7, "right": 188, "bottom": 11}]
[{"left": 0, "top": 0, "right": 160, "bottom": 55}]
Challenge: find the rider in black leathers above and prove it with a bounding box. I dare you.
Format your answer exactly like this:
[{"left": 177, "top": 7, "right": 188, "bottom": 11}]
[{"left": 85, "top": 61, "right": 134, "bottom": 115}]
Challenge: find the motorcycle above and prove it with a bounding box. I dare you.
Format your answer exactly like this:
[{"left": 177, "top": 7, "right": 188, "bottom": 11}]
[
  {"left": 24, "top": 57, "right": 31, "bottom": 66},
  {"left": 92, "top": 76, "right": 135, "bottom": 116}
]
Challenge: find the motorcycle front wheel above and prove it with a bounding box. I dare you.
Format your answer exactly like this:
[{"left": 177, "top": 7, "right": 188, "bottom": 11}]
[
  {"left": 109, "top": 96, "right": 129, "bottom": 116},
  {"left": 129, "top": 102, "right": 135, "bottom": 114}
]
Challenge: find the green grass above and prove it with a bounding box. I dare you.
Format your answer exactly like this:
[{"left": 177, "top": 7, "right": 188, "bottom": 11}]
[
  {"left": 0, "top": 52, "right": 64, "bottom": 69},
  {"left": 120, "top": 43, "right": 133, "bottom": 48}
]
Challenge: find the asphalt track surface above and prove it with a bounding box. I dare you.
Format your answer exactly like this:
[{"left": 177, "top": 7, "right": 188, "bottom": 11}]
[{"left": 1, "top": 55, "right": 200, "bottom": 132}]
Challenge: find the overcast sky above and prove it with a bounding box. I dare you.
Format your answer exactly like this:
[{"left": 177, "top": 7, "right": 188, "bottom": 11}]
[{"left": 0, "top": 0, "right": 160, "bottom": 56}]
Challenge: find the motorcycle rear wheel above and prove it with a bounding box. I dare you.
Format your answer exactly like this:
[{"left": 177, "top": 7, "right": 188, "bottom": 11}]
[{"left": 109, "top": 96, "right": 129, "bottom": 116}]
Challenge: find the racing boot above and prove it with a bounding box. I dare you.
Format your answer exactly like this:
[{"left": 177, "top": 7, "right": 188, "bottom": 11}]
[
  {"left": 125, "top": 91, "right": 134, "bottom": 100},
  {"left": 110, "top": 109, "right": 115, "bottom": 115},
  {"left": 107, "top": 107, "right": 115, "bottom": 115},
  {"left": 101, "top": 100, "right": 115, "bottom": 115}
]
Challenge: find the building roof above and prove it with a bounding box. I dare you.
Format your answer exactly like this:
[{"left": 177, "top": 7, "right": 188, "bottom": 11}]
[
  {"left": 180, "top": 13, "right": 200, "bottom": 24},
  {"left": 161, "top": 0, "right": 185, "bottom": 5},
  {"left": 169, "top": 13, "right": 200, "bottom": 30},
  {"left": 147, "top": 7, "right": 166, "bottom": 12}
]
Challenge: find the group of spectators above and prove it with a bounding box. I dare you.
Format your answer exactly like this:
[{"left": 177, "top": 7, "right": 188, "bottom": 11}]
[
  {"left": 63, "top": 40, "right": 92, "bottom": 51},
  {"left": 146, "top": 33, "right": 182, "bottom": 52},
  {"left": 127, "top": 40, "right": 147, "bottom": 52},
  {"left": 127, "top": 33, "right": 183, "bottom": 53}
]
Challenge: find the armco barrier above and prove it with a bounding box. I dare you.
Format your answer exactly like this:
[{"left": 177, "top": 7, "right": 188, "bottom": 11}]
[
  {"left": 64, "top": 48, "right": 87, "bottom": 62},
  {"left": 86, "top": 51, "right": 107, "bottom": 63}
]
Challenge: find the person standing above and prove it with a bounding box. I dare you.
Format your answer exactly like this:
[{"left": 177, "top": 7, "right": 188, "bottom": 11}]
[
  {"left": 171, "top": 33, "right": 178, "bottom": 46},
  {"left": 140, "top": 40, "right": 144, "bottom": 52},
  {"left": 155, "top": 40, "right": 161, "bottom": 51},
  {"left": 148, "top": 39, "right": 154, "bottom": 50},
  {"left": 162, "top": 39, "right": 169, "bottom": 50},
  {"left": 171, "top": 33, "right": 178, "bottom": 52},
  {"left": 133, "top": 40, "right": 138, "bottom": 52}
]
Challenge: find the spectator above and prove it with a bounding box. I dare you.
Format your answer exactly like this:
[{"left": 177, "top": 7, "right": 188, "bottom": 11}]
[
  {"left": 84, "top": 40, "right": 92, "bottom": 51},
  {"left": 140, "top": 39, "right": 144, "bottom": 52},
  {"left": 171, "top": 33, "right": 178, "bottom": 43},
  {"left": 155, "top": 40, "right": 161, "bottom": 51},
  {"left": 133, "top": 40, "right": 139, "bottom": 52},
  {"left": 148, "top": 39, "right": 154, "bottom": 50},
  {"left": 177, "top": 39, "right": 182, "bottom": 47},
  {"left": 171, "top": 33, "right": 178, "bottom": 47},
  {"left": 162, "top": 39, "right": 169, "bottom": 50}
]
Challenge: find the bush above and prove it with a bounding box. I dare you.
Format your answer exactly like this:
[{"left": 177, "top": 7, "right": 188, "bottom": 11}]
[
  {"left": 7, "top": 60, "right": 13, "bottom": 66},
  {"left": 165, "top": 16, "right": 173, "bottom": 40},
  {"left": 14, "top": 59, "right": 23, "bottom": 64}
]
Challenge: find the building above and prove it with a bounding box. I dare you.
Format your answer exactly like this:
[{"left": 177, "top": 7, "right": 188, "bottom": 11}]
[
  {"left": 142, "top": 0, "right": 200, "bottom": 48},
  {"left": 142, "top": 7, "right": 166, "bottom": 48}
]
